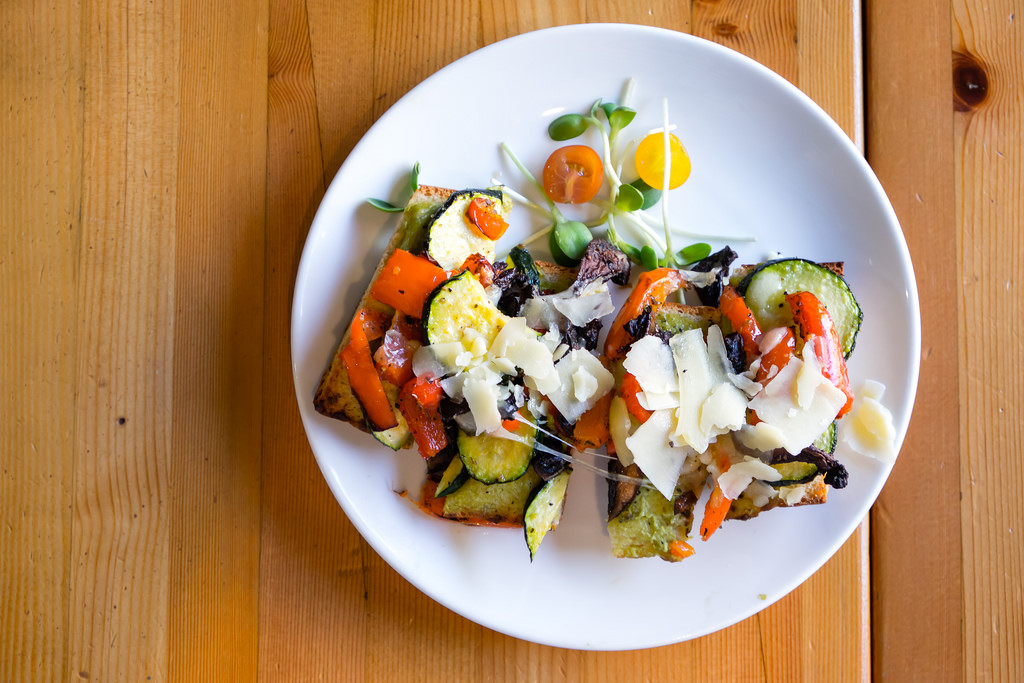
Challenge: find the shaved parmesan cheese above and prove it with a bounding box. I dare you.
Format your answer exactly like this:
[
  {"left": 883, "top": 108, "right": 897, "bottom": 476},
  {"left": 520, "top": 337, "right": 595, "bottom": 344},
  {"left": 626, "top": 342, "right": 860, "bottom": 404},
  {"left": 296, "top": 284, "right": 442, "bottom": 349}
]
[
  {"left": 545, "top": 349, "right": 614, "bottom": 423},
  {"left": 463, "top": 375, "right": 502, "bottom": 434},
  {"left": 718, "top": 456, "right": 783, "bottom": 499},
  {"left": 623, "top": 335, "right": 676, "bottom": 394},
  {"left": 608, "top": 396, "right": 635, "bottom": 467},
  {"left": 625, "top": 410, "right": 690, "bottom": 499},
  {"left": 741, "top": 357, "right": 847, "bottom": 454},
  {"left": 638, "top": 391, "right": 680, "bottom": 411},
  {"left": 842, "top": 379, "right": 897, "bottom": 462},
  {"left": 549, "top": 281, "right": 616, "bottom": 326},
  {"left": 671, "top": 329, "right": 715, "bottom": 453}
]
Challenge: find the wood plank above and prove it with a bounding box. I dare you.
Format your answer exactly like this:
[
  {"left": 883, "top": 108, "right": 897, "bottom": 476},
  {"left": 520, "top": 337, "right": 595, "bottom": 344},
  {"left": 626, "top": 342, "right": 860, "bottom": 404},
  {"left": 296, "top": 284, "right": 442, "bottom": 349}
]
[
  {"left": 952, "top": 2, "right": 1024, "bottom": 679},
  {"left": 257, "top": 0, "right": 375, "bottom": 679},
  {"left": 169, "top": 2, "right": 268, "bottom": 680},
  {"left": 864, "top": 1, "right": 963, "bottom": 680},
  {"left": 65, "top": 0, "right": 179, "bottom": 679},
  {"left": 0, "top": 1, "right": 81, "bottom": 680}
]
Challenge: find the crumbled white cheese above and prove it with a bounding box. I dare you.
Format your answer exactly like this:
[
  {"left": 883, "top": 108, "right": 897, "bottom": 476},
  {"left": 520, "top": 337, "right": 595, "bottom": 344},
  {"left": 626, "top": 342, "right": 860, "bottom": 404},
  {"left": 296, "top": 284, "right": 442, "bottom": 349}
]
[{"left": 841, "top": 379, "right": 898, "bottom": 462}]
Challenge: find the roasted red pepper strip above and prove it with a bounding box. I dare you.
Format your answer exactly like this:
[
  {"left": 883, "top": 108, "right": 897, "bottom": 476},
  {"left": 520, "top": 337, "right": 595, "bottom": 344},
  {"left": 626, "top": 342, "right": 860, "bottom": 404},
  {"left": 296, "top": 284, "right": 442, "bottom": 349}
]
[
  {"left": 458, "top": 253, "right": 496, "bottom": 288},
  {"left": 719, "top": 284, "right": 762, "bottom": 366},
  {"left": 342, "top": 309, "right": 399, "bottom": 430},
  {"left": 604, "top": 268, "right": 685, "bottom": 360},
  {"left": 755, "top": 327, "right": 795, "bottom": 385},
  {"left": 398, "top": 376, "right": 448, "bottom": 458},
  {"left": 786, "top": 291, "right": 854, "bottom": 417},
  {"left": 620, "top": 372, "right": 653, "bottom": 424},
  {"left": 372, "top": 313, "right": 420, "bottom": 387},
  {"left": 370, "top": 248, "right": 450, "bottom": 318},
  {"left": 465, "top": 196, "right": 509, "bottom": 240}
]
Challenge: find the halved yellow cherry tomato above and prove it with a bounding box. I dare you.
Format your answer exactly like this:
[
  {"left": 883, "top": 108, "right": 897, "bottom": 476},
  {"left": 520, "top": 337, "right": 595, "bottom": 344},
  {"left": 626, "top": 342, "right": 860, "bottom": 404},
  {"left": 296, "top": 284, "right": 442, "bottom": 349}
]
[
  {"left": 541, "top": 145, "right": 604, "bottom": 204},
  {"left": 635, "top": 132, "right": 691, "bottom": 190}
]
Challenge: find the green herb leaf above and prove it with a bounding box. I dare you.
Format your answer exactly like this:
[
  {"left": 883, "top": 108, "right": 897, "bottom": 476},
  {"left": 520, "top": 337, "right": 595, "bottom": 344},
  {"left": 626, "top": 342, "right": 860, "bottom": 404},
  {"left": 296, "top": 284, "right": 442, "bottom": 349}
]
[
  {"left": 615, "top": 183, "right": 644, "bottom": 212},
  {"left": 640, "top": 245, "right": 660, "bottom": 271},
  {"left": 608, "top": 106, "right": 636, "bottom": 136},
  {"left": 553, "top": 219, "right": 593, "bottom": 263},
  {"left": 599, "top": 101, "right": 617, "bottom": 120},
  {"left": 367, "top": 198, "right": 404, "bottom": 212},
  {"left": 590, "top": 99, "right": 604, "bottom": 119},
  {"left": 409, "top": 161, "right": 420, "bottom": 192},
  {"left": 627, "top": 178, "right": 663, "bottom": 210},
  {"left": 676, "top": 242, "right": 713, "bottom": 265},
  {"left": 548, "top": 114, "right": 588, "bottom": 141}
]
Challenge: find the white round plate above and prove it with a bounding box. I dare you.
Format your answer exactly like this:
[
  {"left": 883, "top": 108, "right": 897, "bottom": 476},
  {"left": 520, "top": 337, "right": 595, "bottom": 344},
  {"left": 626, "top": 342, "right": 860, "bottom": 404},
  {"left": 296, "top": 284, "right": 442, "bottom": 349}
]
[{"left": 292, "top": 24, "right": 919, "bottom": 650}]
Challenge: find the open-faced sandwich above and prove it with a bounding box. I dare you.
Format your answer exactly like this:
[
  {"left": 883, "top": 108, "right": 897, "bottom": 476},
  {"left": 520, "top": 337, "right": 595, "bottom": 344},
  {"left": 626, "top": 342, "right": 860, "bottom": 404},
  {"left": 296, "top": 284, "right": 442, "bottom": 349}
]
[{"left": 314, "top": 183, "right": 631, "bottom": 558}]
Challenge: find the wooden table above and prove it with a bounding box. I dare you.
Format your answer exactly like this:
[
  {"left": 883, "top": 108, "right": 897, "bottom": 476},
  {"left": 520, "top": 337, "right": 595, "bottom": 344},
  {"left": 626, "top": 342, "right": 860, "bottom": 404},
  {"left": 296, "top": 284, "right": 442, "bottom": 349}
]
[{"left": 2, "top": 1, "right": 1016, "bottom": 680}]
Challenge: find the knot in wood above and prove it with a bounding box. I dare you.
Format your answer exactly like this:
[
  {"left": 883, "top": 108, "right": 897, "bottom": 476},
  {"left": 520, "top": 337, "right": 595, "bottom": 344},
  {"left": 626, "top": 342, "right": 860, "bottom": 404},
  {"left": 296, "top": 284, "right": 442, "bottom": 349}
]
[{"left": 953, "top": 51, "right": 989, "bottom": 112}]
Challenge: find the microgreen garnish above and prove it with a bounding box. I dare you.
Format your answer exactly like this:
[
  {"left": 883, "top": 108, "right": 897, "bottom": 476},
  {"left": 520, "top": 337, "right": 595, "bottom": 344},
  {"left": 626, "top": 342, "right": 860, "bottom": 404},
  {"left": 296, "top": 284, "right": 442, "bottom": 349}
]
[
  {"left": 502, "top": 79, "right": 752, "bottom": 268},
  {"left": 368, "top": 162, "right": 421, "bottom": 213}
]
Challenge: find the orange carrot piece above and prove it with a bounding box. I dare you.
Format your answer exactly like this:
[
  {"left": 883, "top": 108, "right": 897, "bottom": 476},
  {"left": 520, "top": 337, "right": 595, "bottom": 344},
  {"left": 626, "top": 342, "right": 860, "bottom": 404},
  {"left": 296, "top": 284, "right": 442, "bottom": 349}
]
[
  {"left": 370, "top": 248, "right": 449, "bottom": 318},
  {"left": 573, "top": 391, "right": 612, "bottom": 448},
  {"left": 700, "top": 482, "right": 732, "bottom": 541},
  {"left": 669, "top": 539, "right": 696, "bottom": 560},
  {"left": 620, "top": 372, "right": 653, "bottom": 424}
]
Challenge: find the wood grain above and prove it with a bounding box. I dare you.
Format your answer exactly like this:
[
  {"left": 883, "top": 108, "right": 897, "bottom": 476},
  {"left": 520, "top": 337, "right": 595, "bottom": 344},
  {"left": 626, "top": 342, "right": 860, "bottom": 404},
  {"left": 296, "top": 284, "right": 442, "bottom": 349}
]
[
  {"left": 169, "top": 1, "right": 268, "bottom": 680},
  {"left": 864, "top": 1, "right": 964, "bottom": 680},
  {"left": 0, "top": 1, "right": 81, "bottom": 680},
  {"left": 10, "top": 0, "right": 1018, "bottom": 680},
  {"left": 67, "top": 0, "right": 179, "bottom": 679},
  {"left": 953, "top": 2, "right": 1024, "bottom": 680}
]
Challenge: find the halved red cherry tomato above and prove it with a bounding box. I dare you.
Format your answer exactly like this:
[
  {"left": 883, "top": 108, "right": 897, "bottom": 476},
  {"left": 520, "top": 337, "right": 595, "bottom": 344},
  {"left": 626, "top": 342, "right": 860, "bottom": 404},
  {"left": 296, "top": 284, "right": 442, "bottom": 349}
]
[
  {"left": 541, "top": 144, "right": 604, "bottom": 204},
  {"left": 635, "top": 132, "right": 691, "bottom": 190}
]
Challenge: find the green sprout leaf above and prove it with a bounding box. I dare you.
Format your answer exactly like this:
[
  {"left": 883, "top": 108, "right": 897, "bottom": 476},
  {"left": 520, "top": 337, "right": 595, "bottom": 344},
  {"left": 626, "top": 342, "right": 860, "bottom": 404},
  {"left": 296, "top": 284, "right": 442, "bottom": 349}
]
[
  {"left": 548, "top": 114, "right": 588, "bottom": 141},
  {"left": 627, "top": 178, "right": 662, "bottom": 210},
  {"left": 676, "top": 242, "right": 712, "bottom": 265},
  {"left": 599, "top": 101, "right": 617, "bottom": 120},
  {"left": 366, "top": 198, "right": 403, "bottom": 212},
  {"left": 553, "top": 219, "right": 593, "bottom": 263},
  {"left": 640, "top": 245, "right": 660, "bottom": 271},
  {"left": 608, "top": 106, "right": 636, "bottom": 136},
  {"left": 409, "top": 161, "right": 420, "bottom": 192},
  {"left": 615, "top": 183, "right": 644, "bottom": 212}
]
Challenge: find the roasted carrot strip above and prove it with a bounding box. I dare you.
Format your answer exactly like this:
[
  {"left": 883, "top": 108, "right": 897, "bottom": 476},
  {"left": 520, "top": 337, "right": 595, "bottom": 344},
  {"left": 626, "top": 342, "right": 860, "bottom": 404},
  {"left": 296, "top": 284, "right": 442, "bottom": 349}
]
[
  {"left": 700, "top": 482, "right": 732, "bottom": 541},
  {"left": 620, "top": 372, "right": 653, "bottom": 424},
  {"left": 669, "top": 539, "right": 696, "bottom": 560},
  {"left": 573, "top": 391, "right": 612, "bottom": 449}
]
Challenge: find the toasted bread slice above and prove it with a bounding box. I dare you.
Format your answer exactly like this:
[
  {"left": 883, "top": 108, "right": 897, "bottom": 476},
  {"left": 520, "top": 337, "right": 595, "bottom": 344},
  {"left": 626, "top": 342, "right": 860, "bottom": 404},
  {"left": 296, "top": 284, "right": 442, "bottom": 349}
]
[{"left": 313, "top": 185, "right": 455, "bottom": 432}]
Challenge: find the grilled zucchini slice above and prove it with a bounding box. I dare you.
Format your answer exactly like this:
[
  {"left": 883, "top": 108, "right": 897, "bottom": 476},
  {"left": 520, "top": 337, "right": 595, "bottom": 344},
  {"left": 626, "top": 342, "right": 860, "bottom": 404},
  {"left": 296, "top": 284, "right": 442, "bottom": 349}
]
[
  {"left": 423, "top": 270, "right": 507, "bottom": 346},
  {"left": 524, "top": 469, "right": 571, "bottom": 560},
  {"left": 442, "top": 467, "right": 542, "bottom": 525},
  {"left": 423, "top": 188, "right": 510, "bottom": 271},
  {"left": 435, "top": 456, "right": 470, "bottom": 497},
  {"left": 738, "top": 258, "right": 862, "bottom": 358},
  {"left": 457, "top": 418, "right": 537, "bottom": 484}
]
